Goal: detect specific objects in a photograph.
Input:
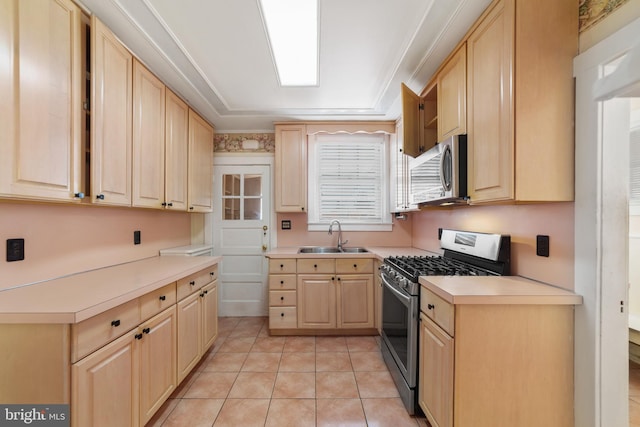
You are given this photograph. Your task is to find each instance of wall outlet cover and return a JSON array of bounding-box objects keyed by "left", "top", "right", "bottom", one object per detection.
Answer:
[
  {"left": 7, "top": 238, "right": 25, "bottom": 262},
  {"left": 281, "top": 220, "right": 291, "bottom": 230},
  {"left": 536, "top": 235, "right": 550, "bottom": 257},
  {"left": 134, "top": 230, "right": 141, "bottom": 245}
]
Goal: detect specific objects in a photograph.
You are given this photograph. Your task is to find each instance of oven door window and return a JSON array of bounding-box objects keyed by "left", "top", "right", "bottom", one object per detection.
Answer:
[{"left": 382, "top": 282, "right": 410, "bottom": 370}]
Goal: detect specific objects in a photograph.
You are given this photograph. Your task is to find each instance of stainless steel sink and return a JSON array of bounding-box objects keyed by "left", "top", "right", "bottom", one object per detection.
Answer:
[
  {"left": 297, "top": 246, "right": 369, "bottom": 254},
  {"left": 341, "top": 247, "right": 369, "bottom": 253}
]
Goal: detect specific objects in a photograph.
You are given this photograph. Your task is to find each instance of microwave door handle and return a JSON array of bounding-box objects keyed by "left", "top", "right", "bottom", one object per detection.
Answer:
[{"left": 439, "top": 149, "right": 447, "bottom": 190}]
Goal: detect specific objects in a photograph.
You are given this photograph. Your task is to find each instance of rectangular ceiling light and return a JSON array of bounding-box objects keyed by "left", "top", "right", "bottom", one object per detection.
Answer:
[{"left": 259, "top": 0, "right": 319, "bottom": 86}]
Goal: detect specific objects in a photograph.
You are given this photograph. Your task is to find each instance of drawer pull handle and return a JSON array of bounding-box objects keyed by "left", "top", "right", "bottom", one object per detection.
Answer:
[
  {"left": 280, "top": 296, "right": 284, "bottom": 301},
  {"left": 190, "top": 281, "right": 195, "bottom": 286},
  {"left": 135, "top": 333, "right": 143, "bottom": 340},
  {"left": 314, "top": 264, "right": 318, "bottom": 268},
  {"left": 353, "top": 264, "right": 357, "bottom": 268},
  {"left": 281, "top": 312, "right": 285, "bottom": 317},
  {"left": 337, "top": 277, "right": 341, "bottom": 281},
  {"left": 159, "top": 295, "right": 166, "bottom": 301},
  {"left": 96, "top": 194, "right": 105, "bottom": 200},
  {"left": 280, "top": 280, "right": 284, "bottom": 284},
  {"left": 280, "top": 264, "right": 284, "bottom": 269},
  {"left": 331, "top": 277, "right": 335, "bottom": 281},
  {"left": 111, "top": 320, "right": 120, "bottom": 327},
  {"left": 210, "top": 271, "right": 215, "bottom": 277},
  {"left": 427, "top": 304, "right": 435, "bottom": 310},
  {"left": 143, "top": 328, "right": 150, "bottom": 334}
]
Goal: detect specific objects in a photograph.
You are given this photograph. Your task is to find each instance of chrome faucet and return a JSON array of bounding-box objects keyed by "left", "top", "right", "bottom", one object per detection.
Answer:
[{"left": 328, "top": 219, "right": 348, "bottom": 252}]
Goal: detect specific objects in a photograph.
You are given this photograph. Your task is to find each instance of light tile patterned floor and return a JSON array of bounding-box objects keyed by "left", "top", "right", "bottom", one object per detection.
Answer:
[{"left": 146, "top": 317, "right": 428, "bottom": 427}]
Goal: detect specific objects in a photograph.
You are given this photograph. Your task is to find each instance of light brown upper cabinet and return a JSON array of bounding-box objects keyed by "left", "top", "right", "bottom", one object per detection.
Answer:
[
  {"left": 165, "top": 90, "right": 189, "bottom": 211},
  {"left": 133, "top": 59, "right": 166, "bottom": 209},
  {"left": 401, "top": 83, "right": 438, "bottom": 158},
  {"left": 0, "top": 0, "right": 83, "bottom": 202},
  {"left": 187, "top": 109, "right": 214, "bottom": 213},
  {"left": 466, "top": 0, "right": 576, "bottom": 203},
  {"left": 437, "top": 44, "right": 467, "bottom": 141},
  {"left": 275, "top": 124, "right": 307, "bottom": 212},
  {"left": 91, "top": 15, "right": 133, "bottom": 206}
]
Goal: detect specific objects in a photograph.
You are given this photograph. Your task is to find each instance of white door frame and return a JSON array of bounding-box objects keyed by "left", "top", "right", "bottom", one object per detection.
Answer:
[{"left": 574, "top": 17, "right": 640, "bottom": 427}]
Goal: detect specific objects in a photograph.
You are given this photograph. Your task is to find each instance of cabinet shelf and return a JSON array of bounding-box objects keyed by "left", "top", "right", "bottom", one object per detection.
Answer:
[{"left": 425, "top": 115, "right": 438, "bottom": 130}]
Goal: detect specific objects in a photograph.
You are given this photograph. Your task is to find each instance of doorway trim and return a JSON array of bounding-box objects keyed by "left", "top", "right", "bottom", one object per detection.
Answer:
[{"left": 573, "top": 16, "right": 640, "bottom": 427}]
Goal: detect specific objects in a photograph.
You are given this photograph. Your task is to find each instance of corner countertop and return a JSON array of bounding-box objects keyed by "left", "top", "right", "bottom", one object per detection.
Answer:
[
  {"left": 420, "top": 275, "right": 582, "bottom": 305},
  {"left": 0, "top": 255, "right": 221, "bottom": 324},
  {"left": 266, "top": 246, "right": 436, "bottom": 260}
]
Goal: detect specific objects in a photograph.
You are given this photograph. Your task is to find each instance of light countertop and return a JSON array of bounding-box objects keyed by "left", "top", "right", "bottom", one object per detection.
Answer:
[
  {"left": 266, "top": 246, "right": 436, "bottom": 260},
  {"left": 0, "top": 255, "right": 221, "bottom": 324},
  {"left": 420, "top": 275, "right": 582, "bottom": 305}
]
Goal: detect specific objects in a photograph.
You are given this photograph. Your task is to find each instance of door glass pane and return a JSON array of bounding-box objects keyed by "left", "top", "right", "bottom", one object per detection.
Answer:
[
  {"left": 224, "top": 198, "right": 240, "bottom": 220},
  {"left": 244, "top": 175, "right": 262, "bottom": 196},
  {"left": 224, "top": 174, "right": 241, "bottom": 196},
  {"left": 244, "top": 198, "right": 262, "bottom": 220}
]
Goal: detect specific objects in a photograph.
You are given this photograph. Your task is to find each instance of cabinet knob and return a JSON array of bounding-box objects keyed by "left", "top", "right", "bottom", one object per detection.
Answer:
[
  {"left": 210, "top": 271, "right": 215, "bottom": 277},
  {"left": 337, "top": 277, "right": 341, "bottom": 281},
  {"left": 280, "top": 264, "right": 284, "bottom": 269},
  {"left": 314, "top": 264, "right": 318, "bottom": 268},
  {"left": 190, "top": 281, "right": 195, "bottom": 286},
  {"left": 111, "top": 320, "right": 120, "bottom": 327},
  {"left": 74, "top": 192, "right": 85, "bottom": 199},
  {"left": 427, "top": 304, "right": 435, "bottom": 310},
  {"left": 96, "top": 194, "right": 105, "bottom": 200},
  {"left": 189, "top": 206, "right": 194, "bottom": 210},
  {"left": 280, "top": 280, "right": 284, "bottom": 284},
  {"left": 135, "top": 333, "right": 143, "bottom": 340},
  {"left": 331, "top": 277, "right": 335, "bottom": 281},
  {"left": 280, "top": 296, "right": 284, "bottom": 301},
  {"left": 161, "top": 202, "right": 167, "bottom": 206},
  {"left": 301, "top": 207, "right": 305, "bottom": 211},
  {"left": 281, "top": 312, "right": 285, "bottom": 317},
  {"left": 204, "top": 290, "right": 208, "bottom": 295},
  {"left": 159, "top": 295, "right": 166, "bottom": 301},
  {"left": 167, "top": 202, "right": 173, "bottom": 207},
  {"left": 353, "top": 264, "right": 357, "bottom": 268},
  {"left": 143, "top": 327, "right": 150, "bottom": 334}
]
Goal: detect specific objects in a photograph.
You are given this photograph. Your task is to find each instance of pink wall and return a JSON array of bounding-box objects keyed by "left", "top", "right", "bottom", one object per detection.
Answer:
[
  {"left": 0, "top": 202, "right": 191, "bottom": 290},
  {"left": 411, "top": 202, "right": 575, "bottom": 290},
  {"left": 275, "top": 212, "right": 412, "bottom": 248}
]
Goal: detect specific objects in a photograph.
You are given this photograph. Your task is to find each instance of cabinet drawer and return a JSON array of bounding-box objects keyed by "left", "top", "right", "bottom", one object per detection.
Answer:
[
  {"left": 269, "top": 259, "right": 296, "bottom": 274},
  {"left": 269, "top": 307, "right": 297, "bottom": 329},
  {"left": 177, "top": 267, "right": 216, "bottom": 300},
  {"left": 269, "top": 290, "right": 296, "bottom": 307},
  {"left": 421, "top": 288, "right": 455, "bottom": 336},
  {"left": 297, "top": 258, "right": 335, "bottom": 274},
  {"left": 336, "top": 258, "right": 373, "bottom": 274},
  {"left": 269, "top": 274, "right": 297, "bottom": 290},
  {"left": 140, "top": 282, "right": 177, "bottom": 321},
  {"left": 72, "top": 299, "right": 141, "bottom": 363}
]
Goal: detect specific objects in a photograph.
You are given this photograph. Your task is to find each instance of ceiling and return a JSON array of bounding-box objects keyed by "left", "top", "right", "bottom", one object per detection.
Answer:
[{"left": 76, "top": 0, "right": 492, "bottom": 132}]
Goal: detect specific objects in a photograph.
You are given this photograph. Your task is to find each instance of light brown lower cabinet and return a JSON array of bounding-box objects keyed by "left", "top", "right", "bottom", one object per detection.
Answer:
[{"left": 418, "top": 292, "right": 575, "bottom": 427}]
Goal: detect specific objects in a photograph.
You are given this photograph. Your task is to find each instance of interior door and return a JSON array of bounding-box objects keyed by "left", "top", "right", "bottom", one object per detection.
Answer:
[{"left": 213, "top": 165, "right": 270, "bottom": 316}]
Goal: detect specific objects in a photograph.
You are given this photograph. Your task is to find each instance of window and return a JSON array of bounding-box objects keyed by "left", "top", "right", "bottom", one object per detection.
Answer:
[
  {"left": 630, "top": 99, "right": 640, "bottom": 213},
  {"left": 222, "top": 173, "right": 263, "bottom": 220},
  {"left": 307, "top": 133, "right": 391, "bottom": 231}
]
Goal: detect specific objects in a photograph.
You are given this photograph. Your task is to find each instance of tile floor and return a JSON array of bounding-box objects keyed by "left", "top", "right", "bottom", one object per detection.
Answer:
[{"left": 146, "top": 317, "right": 428, "bottom": 427}]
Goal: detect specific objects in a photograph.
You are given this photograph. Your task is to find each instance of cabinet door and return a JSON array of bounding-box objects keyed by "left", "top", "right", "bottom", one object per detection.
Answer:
[
  {"left": 437, "top": 44, "right": 467, "bottom": 141},
  {"left": 401, "top": 83, "right": 422, "bottom": 158},
  {"left": 337, "top": 274, "right": 374, "bottom": 329},
  {"left": 0, "top": 0, "right": 83, "bottom": 201},
  {"left": 297, "top": 274, "right": 336, "bottom": 328},
  {"left": 72, "top": 330, "right": 139, "bottom": 427},
  {"left": 275, "top": 124, "right": 307, "bottom": 212},
  {"left": 419, "top": 314, "right": 453, "bottom": 427},
  {"left": 165, "top": 89, "right": 189, "bottom": 211},
  {"left": 176, "top": 292, "right": 202, "bottom": 382},
  {"left": 201, "top": 281, "right": 218, "bottom": 352},
  {"left": 91, "top": 15, "right": 133, "bottom": 206},
  {"left": 187, "top": 109, "right": 214, "bottom": 212},
  {"left": 132, "top": 59, "right": 165, "bottom": 209},
  {"left": 138, "top": 307, "right": 176, "bottom": 426},
  {"left": 466, "top": 0, "right": 514, "bottom": 203}
]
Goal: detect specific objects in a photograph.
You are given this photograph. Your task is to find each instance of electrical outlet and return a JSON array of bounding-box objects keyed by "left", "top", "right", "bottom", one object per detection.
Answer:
[
  {"left": 134, "top": 230, "right": 141, "bottom": 245},
  {"left": 438, "top": 228, "right": 443, "bottom": 240},
  {"left": 7, "top": 238, "right": 25, "bottom": 262},
  {"left": 281, "top": 220, "right": 291, "bottom": 230},
  {"left": 536, "top": 235, "right": 550, "bottom": 257}
]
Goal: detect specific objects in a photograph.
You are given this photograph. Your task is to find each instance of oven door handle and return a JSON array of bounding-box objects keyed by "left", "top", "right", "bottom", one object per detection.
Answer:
[{"left": 381, "top": 273, "right": 412, "bottom": 306}]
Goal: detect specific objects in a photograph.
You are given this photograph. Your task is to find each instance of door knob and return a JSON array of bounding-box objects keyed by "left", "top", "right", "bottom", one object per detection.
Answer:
[{"left": 262, "top": 245, "right": 267, "bottom": 251}]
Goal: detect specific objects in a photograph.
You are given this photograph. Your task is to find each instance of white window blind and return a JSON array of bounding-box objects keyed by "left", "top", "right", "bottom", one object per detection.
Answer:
[
  {"left": 631, "top": 128, "right": 640, "bottom": 207},
  {"left": 308, "top": 133, "right": 391, "bottom": 230}
]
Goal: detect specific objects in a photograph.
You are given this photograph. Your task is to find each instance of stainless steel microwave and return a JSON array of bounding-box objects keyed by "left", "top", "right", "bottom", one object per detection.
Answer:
[{"left": 409, "top": 135, "right": 468, "bottom": 206}]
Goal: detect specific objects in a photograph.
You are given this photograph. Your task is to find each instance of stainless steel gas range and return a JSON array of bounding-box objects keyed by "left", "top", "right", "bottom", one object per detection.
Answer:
[{"left": 379, "top": 229, "right": 511, "bottom": 414}]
